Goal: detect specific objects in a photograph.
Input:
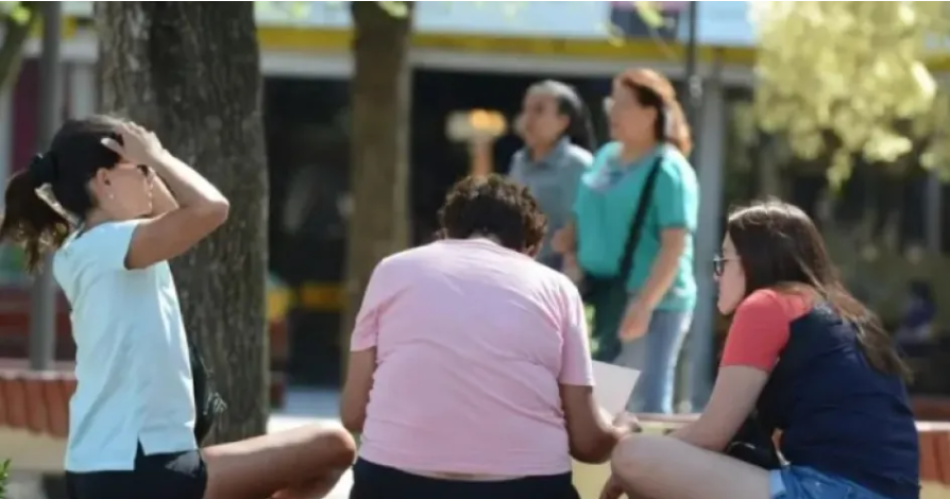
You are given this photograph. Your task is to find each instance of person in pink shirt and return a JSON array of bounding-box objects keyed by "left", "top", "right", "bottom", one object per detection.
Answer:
[{"left": 341, "top": 175, "right": 637, "bottom": 499}]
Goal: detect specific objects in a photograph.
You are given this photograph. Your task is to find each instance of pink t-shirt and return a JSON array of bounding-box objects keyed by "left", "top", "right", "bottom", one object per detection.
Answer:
[{"left": 351, "top": 238, "right": 594, "bottom": 476}]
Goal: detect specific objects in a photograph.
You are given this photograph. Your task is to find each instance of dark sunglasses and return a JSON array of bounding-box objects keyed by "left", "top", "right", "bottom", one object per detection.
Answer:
[{"left": 713, "top": 256, "right": 731, "bottom": 277}]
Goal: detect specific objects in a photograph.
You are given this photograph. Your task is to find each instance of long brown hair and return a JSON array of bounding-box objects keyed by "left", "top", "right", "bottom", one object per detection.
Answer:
[
  {"left": 726, "top": 199, "right": 911, "bottom": 380},
  {"left": 614, "top": 68, "right": 692, "bottom": 156}
]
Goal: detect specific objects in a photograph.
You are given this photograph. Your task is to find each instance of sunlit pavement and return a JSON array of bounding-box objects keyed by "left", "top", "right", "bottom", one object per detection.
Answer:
[{"left": 270, "top": 388, "right": 352, "bottom": 499}]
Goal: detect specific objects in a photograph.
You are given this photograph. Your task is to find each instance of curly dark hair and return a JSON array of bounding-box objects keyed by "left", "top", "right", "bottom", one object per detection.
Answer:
[{"left": 438, "top": 174, "right": 547, "bottom": 253}]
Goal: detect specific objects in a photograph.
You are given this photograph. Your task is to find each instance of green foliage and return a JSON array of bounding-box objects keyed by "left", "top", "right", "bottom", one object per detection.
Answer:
[
  {"left": 0, "top": 2, "right": 32, "bottom": 26},
  {"left": 376, "top": 1, "right": 409, "bottom": 18},
  {"left": 0, "top": 1, "right": 41, "bottom": 90},
  {"left": 752, "top": 2, "right": 950, "bottom": 186},
  {"left": 0, "top": 459, "right": 10, "bottom": 499},
  {"left": 586, "top": 305, "right": 598, "bottom": 354}
]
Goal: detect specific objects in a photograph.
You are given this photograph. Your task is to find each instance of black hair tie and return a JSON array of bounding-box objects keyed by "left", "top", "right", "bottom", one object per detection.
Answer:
[{"left": 27, "top": 153, "right": 57, "bottom": 188}]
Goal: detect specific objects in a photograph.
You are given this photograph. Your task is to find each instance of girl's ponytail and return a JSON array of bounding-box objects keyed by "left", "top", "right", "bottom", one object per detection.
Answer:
[{"left": 0, "top": 155, "right": 71, "bottom": 273}]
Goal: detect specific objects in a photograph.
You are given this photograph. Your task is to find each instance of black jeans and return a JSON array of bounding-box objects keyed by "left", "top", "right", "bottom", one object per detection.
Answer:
[
  {"left": 350, "top": 458, "right": 580, "bottom": 499},
  {"left": 66, "top": 443, "right": 207, "bottom": 499}
]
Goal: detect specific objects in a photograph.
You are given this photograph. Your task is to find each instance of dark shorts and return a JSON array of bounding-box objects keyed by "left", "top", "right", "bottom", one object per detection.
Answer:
[
  {"left": 350, "top": 458, "right": 580, "bottom": 499},
  {"left": 66, "top": 443, "right": 207, "bottom": 499}
]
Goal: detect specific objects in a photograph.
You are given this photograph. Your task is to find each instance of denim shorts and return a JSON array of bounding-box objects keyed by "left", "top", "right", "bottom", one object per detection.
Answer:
[{"left": 770, "top": 466, "right": 892, "bottom": 499}]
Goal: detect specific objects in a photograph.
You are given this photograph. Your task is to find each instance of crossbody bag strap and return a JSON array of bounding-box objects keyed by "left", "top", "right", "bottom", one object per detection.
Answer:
[{"left": 615, "top": 155, "right": 663, "bottom": 282}]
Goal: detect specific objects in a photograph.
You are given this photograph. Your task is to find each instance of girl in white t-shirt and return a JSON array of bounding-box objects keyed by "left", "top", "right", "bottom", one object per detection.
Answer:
[{"left": 0, "top": 116, "right": 355, "bottom": 499}]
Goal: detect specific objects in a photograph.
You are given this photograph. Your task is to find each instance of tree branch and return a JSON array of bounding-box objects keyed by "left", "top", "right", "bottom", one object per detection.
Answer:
[{"left": 0, "top": 2, "right": 42, "bottom": 90}]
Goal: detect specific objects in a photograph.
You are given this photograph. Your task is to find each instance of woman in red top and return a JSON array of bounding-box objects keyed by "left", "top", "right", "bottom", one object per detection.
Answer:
[{"left": 601, "top": 200, "right": 918, "bottom": 499}]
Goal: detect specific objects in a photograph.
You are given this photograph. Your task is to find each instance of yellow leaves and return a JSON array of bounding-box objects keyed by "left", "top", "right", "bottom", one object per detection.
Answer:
[
  {"left": 0, "top": 1, "right": 32, "bottom": 26},
  {"left": 827, "top": 149, "right": 852, "bottom": 189},
  {"left": 633, "top": 2, "right": 666, "bottom": 29},
  {"left": 752, "top": 1, "right": 949, "bottom": 184},
  {"left": 376, "top": 1, "right": 409, "bottom": 18},
  {"left": 605, "top": 22, "right": 627, "bottom": 47}
]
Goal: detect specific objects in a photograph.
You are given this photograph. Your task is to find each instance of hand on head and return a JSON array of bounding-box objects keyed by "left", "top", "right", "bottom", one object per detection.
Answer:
[{"left": 100, "top": 121, "right": 167, "bottom": 166}]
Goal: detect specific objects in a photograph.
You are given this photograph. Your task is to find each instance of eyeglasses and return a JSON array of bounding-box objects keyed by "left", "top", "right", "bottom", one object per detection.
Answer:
[{"left": 713, "top": 256, "right": 731, "bottom": 277}]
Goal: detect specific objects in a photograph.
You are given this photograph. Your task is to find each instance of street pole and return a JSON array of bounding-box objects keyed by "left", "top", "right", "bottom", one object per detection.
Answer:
[
  {"left": 684, "top": 2, "right": 702, "bottom": 132},
  {"left": 686, "top": 0, "right": 724, "bottom": 411},
  {"left": 29, "top": 1, "right": 63, "bottom": 371},
  {"left": 676, "top": 1, "right": 712, "bottom": 412}
]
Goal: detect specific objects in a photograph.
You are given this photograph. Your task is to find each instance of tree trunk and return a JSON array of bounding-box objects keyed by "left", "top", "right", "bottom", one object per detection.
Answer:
[
  {"left": 341, "top": 3, "right": 413, "bottom": 348},
  {"left": 95, "top": 2, "right": 269, "bottom": 443}
]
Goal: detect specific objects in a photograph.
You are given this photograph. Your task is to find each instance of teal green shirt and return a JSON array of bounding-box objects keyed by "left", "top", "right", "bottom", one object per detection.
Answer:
[{"left": 573, "top": 142, "right": 699, "bottom": 311}]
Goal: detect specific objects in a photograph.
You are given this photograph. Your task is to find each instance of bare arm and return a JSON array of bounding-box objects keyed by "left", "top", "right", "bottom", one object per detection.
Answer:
[
  {"left": 552, "top": 219, "right": 576, "bottom": 254},
  {"left": 635, "top": 161, "right": 695, "bottom": 310},
  {"left": 635, "top": 228, "right": 686, "bottom": 309},
  {"left": 341, "top": 348, "right": 375, "bottom": 433},
  {"left": 103, "top": 123, "right": 229, "bottom": 270},
  {"left": 671, "top": 366, "right": 768, "bottom": 451},
  {"left": 148, "top": 173, "right": 179, "bottom": 216},
  {"left": 124, "top": 152, "right": 229, "bottom": 269},
  {"left": 561, "top": 384, "right": 632, "bottom": 463},
  {"left": 673, "top": 291, "right": 790, "bottom": 450},
  {"left": 338, "top": 261, "right": 391, "bottom": 433},
  {"left": 559, "top": 282, "right": 632, "bottom": 463}
]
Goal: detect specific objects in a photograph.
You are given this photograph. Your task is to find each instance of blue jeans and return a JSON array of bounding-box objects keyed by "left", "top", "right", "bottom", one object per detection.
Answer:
[
  {"left": 613, "top": 309, "right": 692, "bottom": 413},
  {"left": 770, "top": 466, "right": 895, "bottom": 499}
]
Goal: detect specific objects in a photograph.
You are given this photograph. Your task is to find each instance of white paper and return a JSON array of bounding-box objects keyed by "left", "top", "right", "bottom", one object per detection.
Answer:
[{"left": 592, "top": 361, "right": 640, "bottom": 416}]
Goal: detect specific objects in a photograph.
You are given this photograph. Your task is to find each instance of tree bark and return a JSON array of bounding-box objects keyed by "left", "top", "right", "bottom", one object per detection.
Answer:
[
  {"left": 95, "top": 2, "right": 269, "bottom": 443},
  {"left": 342, "top": 3, "right": 413, "bottom": 347}
]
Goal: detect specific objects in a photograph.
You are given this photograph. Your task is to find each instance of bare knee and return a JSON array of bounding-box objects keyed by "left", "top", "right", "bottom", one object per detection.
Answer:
[
  {"left": 201, "top": 426, "right": 355, "bottom": 499},
  {"left": 287, "top": 424, "right": 356, "bottom": 470},
  {"left": 316, "top": 426, "right": 357, "bottom": 469},
  {"left": 610, "top": 434, "right": 664, "bottom": 486}
]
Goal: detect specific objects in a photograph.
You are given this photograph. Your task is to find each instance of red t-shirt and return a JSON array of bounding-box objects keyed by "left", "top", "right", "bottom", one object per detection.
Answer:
[{"left": 720, "top": 288, "right": 813, "bottom": 372}]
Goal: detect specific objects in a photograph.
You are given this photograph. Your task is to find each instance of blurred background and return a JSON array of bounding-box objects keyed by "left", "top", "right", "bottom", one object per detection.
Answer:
[
  {"left": 2, "top": 2, "right": 950, "bottom": 496},
  {"left": 0, "top": 0, "right": 947, "bottom": 398}
]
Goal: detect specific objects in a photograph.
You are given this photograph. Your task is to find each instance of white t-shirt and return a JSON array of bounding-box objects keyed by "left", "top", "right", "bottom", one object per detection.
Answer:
[{"left": 53, "top": 220, "right": 197, "bottom": 472}]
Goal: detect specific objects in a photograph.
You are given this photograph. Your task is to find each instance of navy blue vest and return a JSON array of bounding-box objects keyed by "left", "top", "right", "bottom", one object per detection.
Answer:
[{"left": 757, "top": 304, "right": 919, "bottom": 499}]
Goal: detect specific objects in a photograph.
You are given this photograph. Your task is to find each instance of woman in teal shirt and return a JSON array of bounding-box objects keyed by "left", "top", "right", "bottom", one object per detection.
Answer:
[{"left": 556, "top": 68, "right": 699, "bottom": 414}]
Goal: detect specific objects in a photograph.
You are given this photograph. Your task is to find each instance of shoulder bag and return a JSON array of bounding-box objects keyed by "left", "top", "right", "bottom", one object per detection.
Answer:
[{"left": 580, "top": 155, "right": 662, "bottom": 361}]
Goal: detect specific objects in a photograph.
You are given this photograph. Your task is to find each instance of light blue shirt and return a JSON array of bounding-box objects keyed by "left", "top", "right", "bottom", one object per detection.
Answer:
[
  {"left": 53, "top": 220, "right": 196, "bottom": 472},
  {"left": 509, "top": 138, "right": 592, "bottom": 265},
  {"left": 573, "top": 142, "right": 699, "bottom": 311}
]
